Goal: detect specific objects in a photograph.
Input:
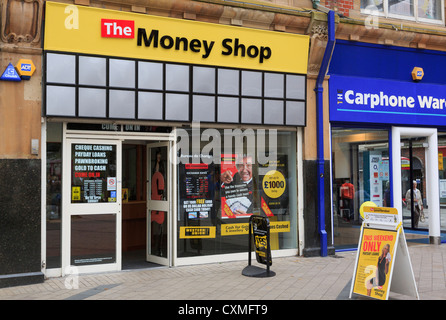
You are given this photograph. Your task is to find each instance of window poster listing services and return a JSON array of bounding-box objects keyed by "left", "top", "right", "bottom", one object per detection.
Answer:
[
  {"left": 178, "top": 160, "right": 215, "bottom": 220},
  {"left": 71, "top": 143, "right": 117, "bottom": 203}
]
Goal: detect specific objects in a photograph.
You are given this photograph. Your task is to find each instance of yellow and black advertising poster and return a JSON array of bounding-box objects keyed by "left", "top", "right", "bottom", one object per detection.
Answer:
[
  {"left": 259, "top": 155, "right": 288, "bottom": 217},
  {"left": 353, "top": 227, "right": 398, "bottom": 300}
]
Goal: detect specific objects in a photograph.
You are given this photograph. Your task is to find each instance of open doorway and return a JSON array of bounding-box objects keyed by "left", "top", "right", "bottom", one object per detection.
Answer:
[
  {"left": 400, "top": 137, "right": 428, "bottom": 230},
  {"left": 121, "top": 140, "right": 172, "bottom": 269},
  {"left": 392, "top": 127, "right": 441, "bottom": 244},
  {"left": 121, "top": 142, "right": 149, "bottom": 269}
]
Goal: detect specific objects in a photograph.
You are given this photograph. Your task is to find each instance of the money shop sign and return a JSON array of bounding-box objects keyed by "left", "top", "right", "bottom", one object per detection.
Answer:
[{"left": 44, "top": 2, "right": 309, "bottom": 74}]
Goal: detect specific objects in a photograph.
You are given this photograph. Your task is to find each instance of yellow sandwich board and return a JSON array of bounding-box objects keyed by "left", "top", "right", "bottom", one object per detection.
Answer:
[{"left": 350, "top": 206, "right": 419, "bottom": 300}]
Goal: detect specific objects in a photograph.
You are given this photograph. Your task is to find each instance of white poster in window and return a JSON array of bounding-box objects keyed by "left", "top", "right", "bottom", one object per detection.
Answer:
[
  {"left": 107, "top": 177, "right": 117, "bottom": 191},
  {"left": 369, "top": 152, "right": 382, "bottom": 207}
]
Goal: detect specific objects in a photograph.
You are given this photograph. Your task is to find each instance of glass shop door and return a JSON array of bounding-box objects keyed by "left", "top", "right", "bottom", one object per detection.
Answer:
[
  {"left": 62, "top": 138, "right": 122, "bottom": 275},
  {"left": 146, "top": 142, "right": 171, "bottom": 266}
]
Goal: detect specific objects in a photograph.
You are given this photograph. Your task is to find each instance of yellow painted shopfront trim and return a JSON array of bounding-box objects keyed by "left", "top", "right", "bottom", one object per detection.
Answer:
[{"left": 44, "top": 1, "right": 309, "bottom": 74}]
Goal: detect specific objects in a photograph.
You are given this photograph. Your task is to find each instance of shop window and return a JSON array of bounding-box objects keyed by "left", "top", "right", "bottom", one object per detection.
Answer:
[
  {"left": 361, "top": 0, "right": 444, "bottom": 24},
  {"left": 331, "top": 127, "right": 390, "bottom": 250},
  {"left": 177, "top": 128, "right": 298, "bottom": 258},
  {"left": 46, "top": 122, "right": 63, "bottom": 268},
  {"left": 438, "top": 133, "right": 446, "bottom": 231}
]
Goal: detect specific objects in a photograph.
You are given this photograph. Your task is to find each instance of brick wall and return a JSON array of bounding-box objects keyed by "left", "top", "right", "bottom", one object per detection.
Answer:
[{"left": 323, "top": 0, "right": 354, "bottom": 17}]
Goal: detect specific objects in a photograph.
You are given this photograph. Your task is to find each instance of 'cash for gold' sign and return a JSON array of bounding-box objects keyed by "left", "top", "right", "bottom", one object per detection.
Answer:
[{"left": 221, "top": 221, "right": 290, "bottom": 236}]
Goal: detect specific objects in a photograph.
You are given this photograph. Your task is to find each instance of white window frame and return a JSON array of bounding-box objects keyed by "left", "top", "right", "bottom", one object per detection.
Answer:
[{"left": 361, "top": 0, "right": 445, "bottom": 25}]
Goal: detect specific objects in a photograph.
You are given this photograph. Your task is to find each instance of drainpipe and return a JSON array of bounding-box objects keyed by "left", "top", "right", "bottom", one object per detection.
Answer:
[{"left": 314, "top": 10, "right": 335, "bottom": 257}]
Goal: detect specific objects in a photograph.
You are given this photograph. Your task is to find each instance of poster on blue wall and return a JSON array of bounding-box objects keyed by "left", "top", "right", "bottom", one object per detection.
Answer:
[{"left": 329, "top": 74, "right": 446, "bottom": 127}]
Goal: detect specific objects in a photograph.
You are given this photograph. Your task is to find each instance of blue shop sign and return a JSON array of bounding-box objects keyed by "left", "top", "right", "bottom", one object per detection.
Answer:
[{"left": 330, "top": 75, "right": 446, "bottom": 127}]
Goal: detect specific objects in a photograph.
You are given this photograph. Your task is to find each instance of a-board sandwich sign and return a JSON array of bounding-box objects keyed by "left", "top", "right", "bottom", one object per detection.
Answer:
[
  {"left": 251, "top": 215, "right": 272, "bottom": 266},
  {"left": 350, "top": 206, "right": 419, "bottom": 300}
]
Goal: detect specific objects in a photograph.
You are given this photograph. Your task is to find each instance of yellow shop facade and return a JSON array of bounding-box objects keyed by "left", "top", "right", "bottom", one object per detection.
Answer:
[{"left": 42, "top": 1, "right": 311, "bottom": 276}]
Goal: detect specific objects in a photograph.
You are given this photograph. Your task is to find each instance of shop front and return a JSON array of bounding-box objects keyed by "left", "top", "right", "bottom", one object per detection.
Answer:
[
  {"left": 329, "top": 40, "right": 445, "bottom": 250},
  {"left": 42, "top": 2, "right": 309, "bottom": 276}
]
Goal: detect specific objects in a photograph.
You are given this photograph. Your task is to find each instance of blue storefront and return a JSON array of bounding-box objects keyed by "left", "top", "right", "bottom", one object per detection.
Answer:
[{"left": 328, "top": 40, "right": 446, "bottom": 250}]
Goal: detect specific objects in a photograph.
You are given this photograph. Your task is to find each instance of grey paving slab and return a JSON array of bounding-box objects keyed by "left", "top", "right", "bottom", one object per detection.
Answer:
[{"left": 0, "top": 243, "right": 445, "bottom": 301}]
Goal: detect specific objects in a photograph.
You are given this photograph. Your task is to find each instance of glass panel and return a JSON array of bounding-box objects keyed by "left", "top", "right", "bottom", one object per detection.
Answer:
[
  {"left": 46, "top": 123, "right": 63, "bottom": 268},
  {"left": 218, "top": 69, "right": 239, "bottom": 95},
  {"left": 138, "top": 61, "right": 163, "bottom": 90},
  {"left": 177, "top": 129, "right": 298, "bottom": 257},
  {"left": 109, "top": 90, "right": 135, "bottom": 119},
  {"left": 78, "top": 56, "right": 106, "bottom": 86},
  {"left": 150, "top": 211, "right": 167, "bottom": 258},
  {"left": 241, "top": 98, "right": 262, "bottom": 124},
  {"left": 46, "top": 53, "right": 76, "bottom": 84},
  {"left": 439, "top": 133, "right": 446, "bottom": 231},
  {"left": 138, "top": 92, "right": 163, "bottom": 120},
  {"left": 389, "top": 0, "right": 414, "bottom": 17},
  {"left": 109, "top": 59, "right": 135, "bottom": 88},
  {"left": 331, "top": 127, "right": 389, "bottom": 250},
  {"left": 166, "top": 64, "right": 189, "bottom": 92},
  {"left": 286, "top": 101, "right": 305, "bottom": 126},
  {"left": 165, "top": 93, "right": 189, "bottom": 121},
  {"left": 264, "top": 100, "right": 284, "bottom": 125},
  {"left": 193, "top": 66, "right": 215, "bottom": 94},
  {"left": 150, "top": 147, "right": 168, "bottom": 201},
  {"left": 264, "top": 73, "right": 284, "bottom": 98},
  {"left": 286, "top": 75, "right": 305, "bottom": 100},
  {"left": 71, "top": 214, "right": 116, "bottom": 266},
  {"left": 241, "top": 70, "right": 262, "bottom": 96},
  {"left": 361, "top": 0, "right": 384, "bottom": 12},
  {"left": 71, "top": 143, "right": 117, "bottom": 203},
  {"left": 401, "top": 137, "right": 427, "bottom": 229},
  {"left": 78, "top": 88, "right": 106, "bottom": 118},
  {"left": 46, "top": 86, "right": 76, "bottom": 116},
  {"left": 417, "top": 0, "right": 442, "bottom": 20},
  {"left": 217, "top": 97, "right": 239, "bottom": 123},
  {"left": 192, "top": 95, "right": 215, "bottom": 122}
]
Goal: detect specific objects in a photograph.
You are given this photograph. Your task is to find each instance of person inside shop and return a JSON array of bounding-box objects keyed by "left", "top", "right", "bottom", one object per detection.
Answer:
[
  {"left": 220, "top": 154, "right": 257, "bottom": 215},
  {"left": 340, "top": 178, "right": 355, "bottom": 221},
  {"left": 404, "top": 180, "right": 423, "bottom": 228},
  {"left": 383, "top": 181, "right": 391, "bottom": 207},
  {"left": 151, "top": 150, "right": 166, "bottom": 257}
]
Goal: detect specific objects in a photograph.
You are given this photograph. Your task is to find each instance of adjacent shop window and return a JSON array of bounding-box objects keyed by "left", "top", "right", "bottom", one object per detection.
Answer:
[
  {"left": 71, "top": 143, "right": 117, "bottom": 203},
  {"left": 46, "top": 122, "right": 63, "bottom": 268},
  {"left": 438, "top": 133, "right": 446, "bottom": 231},
  {"left": 331, "top": 127, "right": 390, "bottom": 249},
  {"left": 361, "top": 0, "right": 444, "bottom": 23},
  {"left": 177, "top": 128, "right": 298, "bottom": 257}
]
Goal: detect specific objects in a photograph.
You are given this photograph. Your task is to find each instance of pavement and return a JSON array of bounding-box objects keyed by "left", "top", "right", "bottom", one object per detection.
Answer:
[{"left": 0, "top": 241, "right": 445, "bottom": 303}]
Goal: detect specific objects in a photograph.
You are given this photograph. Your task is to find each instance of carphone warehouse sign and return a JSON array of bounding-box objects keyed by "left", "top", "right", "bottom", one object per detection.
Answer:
[
  {"left": 44, "top": 1, "right": 309, "bottom": 74},
  {"left": 330, "top": 74, "right": 446, "bottom": 126}
]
